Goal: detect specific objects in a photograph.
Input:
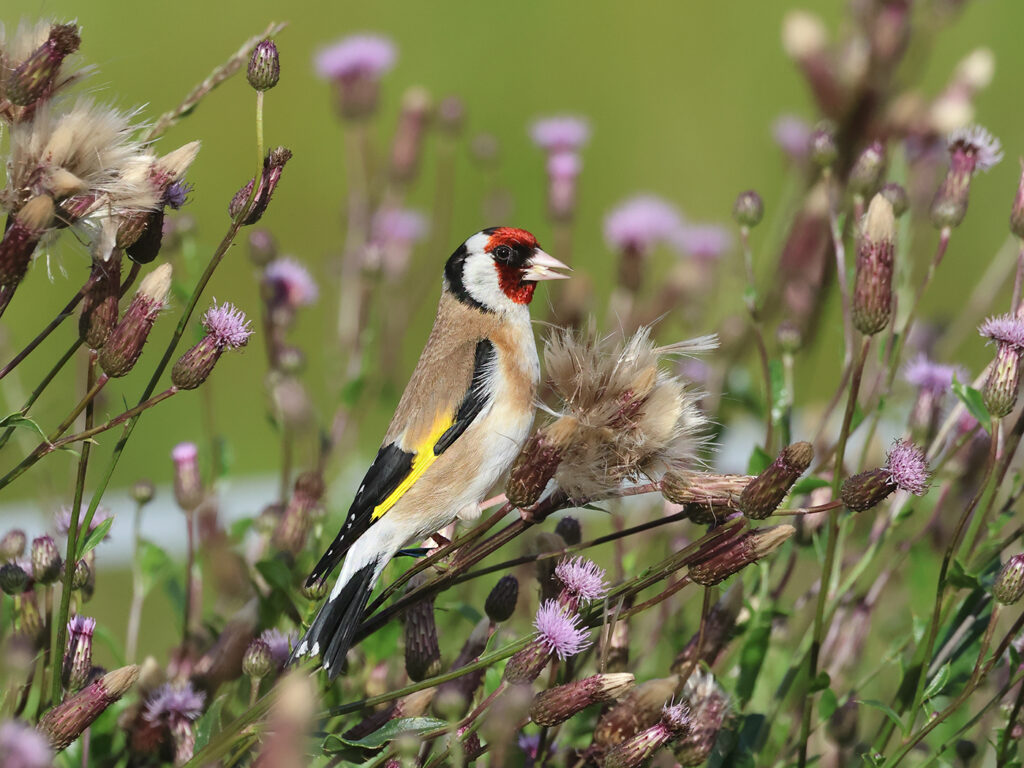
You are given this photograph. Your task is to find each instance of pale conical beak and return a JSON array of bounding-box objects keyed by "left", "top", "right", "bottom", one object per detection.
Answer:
[{"left": 522, "top": 249, "right": 571, "bottom": 281}]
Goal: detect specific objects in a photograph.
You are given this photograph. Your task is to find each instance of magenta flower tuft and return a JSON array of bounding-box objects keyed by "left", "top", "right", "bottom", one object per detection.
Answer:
[
  {"left": 164, "top": 181, "right": 192, "bottom": 210},
  {"left": 604, "top": 195, "right": 685, "bottom": 254},
  {"left": 68, "top": 614, "right": 96, "bottom": 637},
  {"left": 948, "top": 124, "right": 1003, "bottom": 174},
  {"left": 554, "top": 556, "right": 608, "bottom": 601},
  {"left": 673, "top": 224, "right": 734, "bottom": 261},
  {"left": 265, "top": 259, "right": 319, "bottom": 308},
  {"left": 772, "top": 114, "right": 812, "bottom": 159},
  {"left": 980, "top": 313, "right": 1024, "bottom": 349},
  {"left": 144, "top": 682, "right": 206, "bottom": 724},
  {"left": 202, "top": 302, "right": 253, "bottom": 349},
  {"left": 529, "top": 115, "right": 591, "bottom": 152},
  {"left": 547, "top": 151, "right": 582, "bottom": 181},
  {"left": 884, "top": 439, "right": 929, "bottom": 496},
  {"left": 533, "top": 600, "right": 591, "bottom": 660},
  {"left": 371, "top": 208, "right": 429, "bottom": 246},
  {"left": 55, "top": 505, "right": 113, "bottom": 539},
  {"left": 662, "top": 701, "right": 693, "bottom": 731},
  {"left": 902, "top": 354, "right": 966, "bottom": 396},
  {"left": 0, "top": 719, "right": 53, "bottom": 768},
  {"left": 261, "top": 628, "right": 297, "bottom": 667},
  {"left": 314, "top": 34, "right": 396, "bottom": 80}
]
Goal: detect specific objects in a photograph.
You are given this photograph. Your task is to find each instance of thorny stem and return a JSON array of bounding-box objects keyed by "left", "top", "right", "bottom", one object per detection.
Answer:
[
  {"left": 798, "top": 335, "right": 869, "bottom": 768},
  {"left": 50, "top": 352, "right": 98, "bottom": 706},
  {"left": 0, "top": 272, "right": 99, "bottom": 381}
]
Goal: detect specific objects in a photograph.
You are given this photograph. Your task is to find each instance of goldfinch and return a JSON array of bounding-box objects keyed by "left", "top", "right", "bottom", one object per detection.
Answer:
[{"left": 293, "top": 227, "right": 569, "bottom": 677}]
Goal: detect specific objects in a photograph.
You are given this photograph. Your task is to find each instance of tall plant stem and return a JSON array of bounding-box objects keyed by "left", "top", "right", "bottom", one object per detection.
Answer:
[
  {"left": 741, "top": 227, "right": 775, "bottom": 452},
  {"left": 50, "top": 352, "right": 98, "bottom": 705},
  {"left": 125, "top": 499, "right": 146, "bottom": 663},
  {"left": 797, "top": 335, "right": 870, "bottom": 768}
]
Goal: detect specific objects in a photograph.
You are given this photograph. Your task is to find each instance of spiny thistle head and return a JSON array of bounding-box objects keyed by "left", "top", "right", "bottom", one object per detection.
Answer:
[
  {"left": 247, "top": 39, "right": 280, "bottom": 91},
  {"left": 674, "top": 668, "right": 730, "bottom": 766},
  {"left": 554, "top": 516, "right": 582, "bottom": 546},
  {"left": 260, "top": 628, "right": 296, "bottom": 668},
  {"left": 38, "top": 665, "right": 139, "bottom": 751},
  {"left": 229, "top": 147, "right": 292, "bottom": 225},
  {"left": 536, "top": 324, "right": 713, "bottom": 502},
  {"left": 143, "top": 682, "right": 206, "bottom": 726},
  {"left": 931, "top": 124, "right": 1002, "bottom": 229},
  {"left": 535, "top": 601, "right": 590, "bottom": 659},
  {"left": 688, "top": 525, "right": 794, "bottom": 586},
  {"left": 403, "top": 573, "right": 441, "bottom": 682},
  {"left": 732, "top": 190, "right": 764, "bottom": 228},
  {"left": 4, "top": 22, "right": 80, "bottom": 107},
  {"left": 738, "top": 441, "right": 813, "bottom": 519},
  {"left": 841, "top": 439, "right": 930, "bottom": 511},
  {"left": 30, "top": 535, "right": 61, "bottom": 585},
  {"left": 242, "top": 638, "right": 273, "bottom": 680},
  {"left": 603, "top": 701, "right": 693, "bottom": 768},
  {"left": 0, "top": 528, "right": 27, "bottom": 560},
  {"left": 0, "top": 562, "right": 30, "bottom": 594},
  {"left": 994, "top": 554, "right": 1024, "bottom": 605},
  {"left": 852, "top": 193, "right": 896, "bottom": 336},
  {"left": 554, "top": 556, "right": 608, "bottom": 604},
  {"left": 0, "top": 195, "right": 56, "bottom": 288},
  {"left": 63, "top": 615, "right": 95, "bottom": 691},
  {"left": 980, "top": 313, "right": 1024, "bottom": 417},
  {"left": 171, "top": 302, "right": 253, "bottom": 390},
  {"left": 264, "top": 258, "right": 318, "bottom": 316}
]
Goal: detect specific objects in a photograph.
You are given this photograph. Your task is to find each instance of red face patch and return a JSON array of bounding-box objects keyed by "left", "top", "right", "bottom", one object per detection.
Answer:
[
  {"left": 485, "top": 227, "right": 538, "bottom": 253},
  {"left": 496, "top": 262, "right": 536, "bottom": 304}
]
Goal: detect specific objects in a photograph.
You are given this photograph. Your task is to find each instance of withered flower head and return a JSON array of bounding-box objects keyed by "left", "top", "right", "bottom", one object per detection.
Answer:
[
  {"left": 38, "top": 665, "right": 139, "bottom": 751},
  {"left": 98, "top": 264, "right": 171, "bottom": 377},
  {"left": 3, "top": 21, "right": 80, "bottom": 107},
  {"left": 229, "top": 147, "right": 292, "bottom": 225},
  {"left": 852, "top": 193, "right": 896, "bottom": 336},
  {"left": 738, "top": 441, "right": 813, "bottom": 519},
  {"left": 688, "top": 525, "right": 794, "bottom": 586},
  {"left": 931, "top": 124, "right": 1002, "bottom": 229},
  {"left": 529, "top": 673, "right": 634, "bottom": 727}
]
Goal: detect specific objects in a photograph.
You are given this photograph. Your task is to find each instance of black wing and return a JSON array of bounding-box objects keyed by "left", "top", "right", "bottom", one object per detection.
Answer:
[{"left": 304, "top": 339, "right": 496, "bottom": 588}]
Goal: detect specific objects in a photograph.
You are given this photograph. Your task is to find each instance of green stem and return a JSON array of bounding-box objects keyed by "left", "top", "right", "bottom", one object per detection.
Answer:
[
  {"left": 47, "top": 388, "right": 178, "bottom": 453},
  {"left": 997, "top": 666, "right": 1024, "bottom": 766},
  {"left": 0, "top": 340, "right": 80, "bottom": 452}
]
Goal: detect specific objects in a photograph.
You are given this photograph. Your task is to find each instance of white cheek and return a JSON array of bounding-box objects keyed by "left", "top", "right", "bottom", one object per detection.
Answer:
[{"left": 463, "top": 257, "right": 510, "bottom": 310}]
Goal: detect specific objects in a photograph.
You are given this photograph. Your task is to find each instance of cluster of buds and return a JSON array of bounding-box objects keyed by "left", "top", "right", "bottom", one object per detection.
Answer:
[
  {"left": 931, "top": 125, "right": 1003, "bottom": 230},
  {"left": 171, "top": 301, "right": 253, "bottom": 390},
  {"left": 98, "top": 264, "right": 172, "bottom": 377},
  {"left": 530, "top": 115, "right": 589, "bottom": 221},
  {"left": 38, "top": 665, "right": 139, "bottom": 751},
  {"left": 603, "top": 702, "right": 692, "bottom": 768},
  {"left": 978, "top": 313, "right": 1024, "bottom": 418},
  {"left": 738, "top": 441, "right": 813, "bottom": 519},
  {"left": 229, "top": 147, "right": 293, "bottom": 225},
  {"left": 686, "top": 525, "right": 795, "bottom": 586},
  {"left": 852, "top": 193, "right": 896, "bottom": 336},
  {"left": 314, "top": 34, "right": 396, "bottom": 120},
  {"left": 841, "top": 439, "right": 929, "bottom": 511}
]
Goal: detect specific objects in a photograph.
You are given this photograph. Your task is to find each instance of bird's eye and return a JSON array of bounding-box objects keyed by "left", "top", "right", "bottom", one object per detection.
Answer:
[{"left": 493, "top": 245, "right": 513, "bottom": 263}]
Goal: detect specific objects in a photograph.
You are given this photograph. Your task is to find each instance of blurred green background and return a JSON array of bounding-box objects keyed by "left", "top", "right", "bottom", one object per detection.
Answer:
[{"left": 0, "top": 0, "right": 1018, "bottom": 510}]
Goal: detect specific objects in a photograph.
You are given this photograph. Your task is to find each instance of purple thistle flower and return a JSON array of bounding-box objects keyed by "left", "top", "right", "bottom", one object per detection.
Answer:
[
  {"left": 68, "top": 614, "right": 96, "bottom": 637},
  {"left": 314, "top": 34, "right": 396, "bottom": 81},
  {"left": 772, "top": 114, "right": 812, "bottom": 159},
  {"left": 371, "top": 208, "right": 429, "bottom": 246},
  {"left": 144, "top": 682, "right": 206, "bottom": 725},
  {"left": 902, "top": 354, "right": 965, "bottom": 397},
  {"left": 884, "top": 439, "right": 929, "bottom": 496},
  {"left": 533, "top": 600, "right": 591, "bottom": 660},
  {"left": 0, "top": 719, "right": 53, "bottom": 768},
  {"left": 662, "top": 701, "right": 692, "bottom": 730},
  {"left": 529, "top": 115, "right": 591, "bottom": 153},
  {"left": 604, "top": 195, "right": 685, "bottom": 254},
  {"left": 265, "top": 258, "right": 319, "bottom": 308},
  {"left": 547, "top": 151, "right": 581, "bottom": 181},
  {"left": 164, "top": 180, "right": 192, "bottom": 210},
  {"left": 55, "top": 505, "right": 113, "bottom": 539},
  {"left": 260, "top": 628, "right": 297, "bottom": 667},
  {"left": 673, "top": 223, "right": 734, "bottom": 261},
  {"left": 202, "top": 301, "right": 253, "bottom": 349},
  {"left": 948, "top": 124, "right": 1003, "bottom": 173},
  {"left": 554, "top": 556, "right": 608, "bottom": 601},
  {"left": 980, "top": 313, "right": 1024, "bottom": 349}
]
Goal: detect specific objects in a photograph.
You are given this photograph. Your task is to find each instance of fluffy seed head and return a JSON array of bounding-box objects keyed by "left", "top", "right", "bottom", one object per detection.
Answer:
[
  {"left": 554, "top": 556, "right": 608, "bottom": 602},
  {"left": 885, "top": 439, "right": 930, "bottom": 495},
  {"left": 529, "top": 115, "right": 591, "bottom": 152},
  {"left": 534, "top": 600, "right": 591, "bottom": 660}
]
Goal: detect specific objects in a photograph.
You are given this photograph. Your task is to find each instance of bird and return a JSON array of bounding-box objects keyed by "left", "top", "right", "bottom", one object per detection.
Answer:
[{"left": 291, "top": 226, "right": 569, "bottom": 677}]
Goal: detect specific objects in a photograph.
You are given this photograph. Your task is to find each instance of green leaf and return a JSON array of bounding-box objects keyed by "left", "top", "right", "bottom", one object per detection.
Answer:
[
  {"left": 138, "top": 539, "right": 176, "bottom": 598},
  {"left": 809, "top": 671, "right": 831, "bottom": 693},
  {"left": 736, "top": 601, "right": 772, "bottom": 704},
  {"left": 0, "top": 412, "right": 47, "bottom": 440},
  {"left": 952, "top": 376, "right": 991, "bottom": 433},
  {"left": 78, "top": 516, "right": 114, "bottom": 558},
  {"left": 791, "top": 476, "right": 830, "bottom": 496},
  {"left": 256, "top": 558, "right": 294, "bottom": 594},
  {"left": 947, "top": 559, "right": 980, "bottom": 591},
  {"left": 858, "top": 698, "right": 904, "bottom": 732},
  {"left": 194, "top": 694, "right": 227, "bottom": 752},
  {"left": 746, "top": 445, "right": 772, "bottom": 475},
  {"left": 922, "top": 662, "right": 950, "bottom": 702},
  {"left": 819, "top": 688, "right": 838, "bottom": 720},
  {"left": 335, "top": 717, "right": 449, "bottom": 749}
]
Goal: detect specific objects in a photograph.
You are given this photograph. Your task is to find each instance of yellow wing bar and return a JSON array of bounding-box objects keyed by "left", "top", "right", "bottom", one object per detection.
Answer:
[{"left": 371, "top": 415, "right": 454, "bottom": 520}]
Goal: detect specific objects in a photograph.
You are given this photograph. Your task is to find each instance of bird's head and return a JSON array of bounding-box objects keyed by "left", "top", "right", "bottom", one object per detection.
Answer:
[{"left": 444, "top": 227, "right": 570, "bottom": 313}]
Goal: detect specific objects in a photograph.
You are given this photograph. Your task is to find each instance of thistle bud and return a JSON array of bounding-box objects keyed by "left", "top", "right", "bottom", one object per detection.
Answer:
[
  {"left": 841, "top": 468, "right": 894, "bottom": 511},
  {"left": 63, "top": 615, "right": 96, "bottom": 691},
  {"left": 171, "top": 443, "right": 203, "bottom": 512},
  {"left": 273, "top": 471, "right": 325, "bottom": 556},
  {"left": 979, "top": 314, "right": 1024, "bottom": 418},
  {"left": 530, "top": 673, "right": 634, "bottom": 727},
  {"left": 852, "top": 194, "right": 895, "bottom": 336},
  {"left": 732, "top": 190, "right": 764, "bottom": 229},
  {"left": 484, "top": 575, "right": 519, "bottom": 623},
  {"left": 69, "top": 559, "right": 90, "bottom": 591},
  {"left": 603, "top": 703, "right": 692, "bottom": 768},
  {"left": 98, "top": 264, "right": 171, "bottom": 377},
  {"left": 994, "top": 554, "right": 1024, "bottom": 605},
  {"left": 31, "top": 535, "right": 62, "bottom": 585},
  {"left": 931, "top": 125, "right": 1003, "bottom": 229},
  {"left": 848, "top": 141, "right": 887, "bottom": 196},
  {"left": 739, "top": 442, "right": 813, "bottom": 519},
  {"left": 6, "top": 23, "right": 81, "bottom": 106},
  {"left": 0, "top": 195, "right": 55, "bottom": 287},
  {"left": 243, "top": 638, "right": 274, "bottom": 680},
  {"left": 171, "top": 302, "right": 253, "bottom": 389},
  {"left": 247, "top": 39, "right": 280, "bottom": 91},
  {"left": 506, "top": 429, "right": 564, "bottom": 508},
  {"left": 403, "top": 573, "right": 441, "bottom": 682},
  {"left": 38, "top": 665, "right": 139, "bottom": 751},
  {"left": 390, "top": 87, "right": 432, "bottom": 182},
  {"left": 660, "top": 472, "right": 751, "bottom": 524},
  {"left": 0, "top": 528, "right": 27, "bottom": 560},
  {"left": 688, "top": 525, "right": 794, "bottom": 586},
  {"left": 132, "top": 480, "right": 155, "bottom": 505},
  {"left": 0, "top": 562, "right": 30, "bottom": 594},
  {"left": 301, "top": 579, "right": 328, "bottom": 601},
  {"left": 79, "top": 249, "right": 122, "bottom": 349},
  {"left": 809, "top": 123, "right": 838, "bottom": 168},
  {"left": 229, "top": 147, "right": 292, "bottom": 226},
  {"left": 880, "top": 182, "right": 909, "bottom": 218},
  {"left": 554, "top": 516, "right": 582, "bottom": 546},
  {"left": 841, "top": 439, "right": 929, "bottom": 511}
]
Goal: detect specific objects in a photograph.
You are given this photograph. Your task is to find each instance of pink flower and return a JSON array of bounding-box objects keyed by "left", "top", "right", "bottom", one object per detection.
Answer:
[
  {"left": 533, "top": 600, "right": 591, "bottom": 660},
  {"left": 885, "top": 439, "right": 929, "bottom": 496},
  {"left": 947, "top": 124, "right": 1003, "bottom": 174},
  {"left": 902, "top": 354, "right": 965, "bottom": 396},
  {"left": 772, "top": 114, "right": 811, "bottom": 159},
  {"left": 55, "top": 505, "right": 113, "bottom": 539},
  {"left": 604, "top": 195, "right": 685, "bottom": 253},
  {"left": 673, "top": 224, "right": 733, "bottom": 261},
  {"left": 547, "top": 151, "right": 581, "bottom": 181},
  {"left": 529, "top": 116, "right": 590, "bottom": 152},
  {"left": 261, "top": 628, "right": 297, "bottom": 668},
  {"left": 0, "top": 719, "right": 52, "bottom": 768},
  {"left": 265, "top": 258, "right": 318, "bottom": 308},
  {"left": 980, "top": 313, "right": 1024, "bottom": 349},
  {"left": 554, "top": 556, "right": 608, "bottom": 601},
  {"left": 202, "top": 301, "right": 253, "bottom": 349},
  {"left": 313, "top": 34, "right": 396, "bottom": 81},
  {"left": 144, "top": 682, "right": 205, "bottom": 725},
  {"left": 371, "top": 208, "right": 429, "bottom": 247}
]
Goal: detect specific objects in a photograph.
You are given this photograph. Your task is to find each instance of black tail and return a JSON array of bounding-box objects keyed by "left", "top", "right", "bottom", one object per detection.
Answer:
[{"left": 290, "top": 562, "right": 376, "bottom": 679}]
